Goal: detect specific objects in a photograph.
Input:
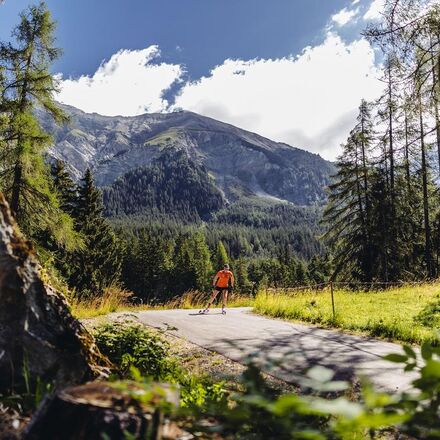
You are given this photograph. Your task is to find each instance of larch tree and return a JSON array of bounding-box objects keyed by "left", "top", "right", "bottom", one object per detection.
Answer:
[{"left": 0, "top": 2, "right": 73, "bottom": 245}]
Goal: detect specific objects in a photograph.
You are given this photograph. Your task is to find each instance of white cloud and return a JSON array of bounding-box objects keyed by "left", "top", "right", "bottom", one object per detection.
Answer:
[
  {"left": 364, "top": 0, "right": 384, "bottom": 20},
  {"left": 56, "top": 35, "right": 382, "bottom": 160},
  {"left": 57, "top": 46, "right": 183, "bottom": 116},
  {"left": 331, "top": 7, "right": 359, "bottom": 26},
  {"left": 173, "top": 33, "right": 382, "bottom": 160}
]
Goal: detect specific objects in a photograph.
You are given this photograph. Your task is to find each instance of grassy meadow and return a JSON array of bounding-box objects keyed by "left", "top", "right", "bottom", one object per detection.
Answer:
[
  {"left": 72, "top": 282, "right": 440, "bottom": 345},
  {"left": 254, "top": 283, "right": 440, "bottom": 345}
]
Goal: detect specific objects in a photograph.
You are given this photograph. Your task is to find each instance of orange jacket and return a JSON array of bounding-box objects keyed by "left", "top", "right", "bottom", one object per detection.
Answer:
[{"left": 215, "top": 270, "right": 234, "bottom": 288}]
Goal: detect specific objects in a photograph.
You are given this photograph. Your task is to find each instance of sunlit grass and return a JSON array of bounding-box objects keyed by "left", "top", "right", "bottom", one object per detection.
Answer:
[
  {"left": 72, "top": 288, "right": 254, "bottom": 319},
  {"left": 254, "top": 283, "right": 440, "bottom": 345},
  {"left": 73, "top": 283, "right": 440, "bottom": 345},
  {"left": 71, "top": 285, "right": 133, "bottom": 319}
]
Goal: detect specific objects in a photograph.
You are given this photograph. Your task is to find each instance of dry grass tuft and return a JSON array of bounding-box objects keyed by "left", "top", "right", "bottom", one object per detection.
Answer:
[
  {"left": 71, "top": 285, "right": 133, "bottom": 319},
  {"left": 72, "top": 288, "right": 255, "bottom": 319}
]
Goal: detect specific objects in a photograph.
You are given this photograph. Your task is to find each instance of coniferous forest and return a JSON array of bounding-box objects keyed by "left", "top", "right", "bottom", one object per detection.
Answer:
[
  {"left": 324, "top": 1, "right": 440, "bottom": 283},
  {"left": 2, "top": 1, "right": 440, "bottom": 303}
]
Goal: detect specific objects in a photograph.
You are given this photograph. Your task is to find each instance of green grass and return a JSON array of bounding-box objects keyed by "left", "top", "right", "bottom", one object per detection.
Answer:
[{"left": 254, "top": 283, "right": 440, "bottom": 345}]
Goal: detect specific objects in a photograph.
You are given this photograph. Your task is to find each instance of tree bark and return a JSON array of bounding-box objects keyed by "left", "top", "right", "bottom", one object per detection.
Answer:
[
  {"left": 0, "top": 192, "right": 110, "bottom": 394},
  {"left": 404, "top": 106, "right": 411, "bottom": 193},
  {"left": 24, "top": 382, "right": 182, "bottom": 440},
  {"left": 418, "top": 98, "right": 434, "bottom": 278}
]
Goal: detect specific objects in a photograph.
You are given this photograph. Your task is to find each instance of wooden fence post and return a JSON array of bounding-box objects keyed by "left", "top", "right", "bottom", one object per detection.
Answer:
[{"left": 330, "top": 281, "right": 336, "bottom": 321}]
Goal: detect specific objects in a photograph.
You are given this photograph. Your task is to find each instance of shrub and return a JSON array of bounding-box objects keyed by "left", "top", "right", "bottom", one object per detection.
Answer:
[
  {"left": 414, "top": 298, "right": 440, "bottom": 327},
  {"left": 93, "top": 323, "right": 226, "bottom": 409},
  {"left": 94, "top": 323, "right": 173, "bottom": 379}
]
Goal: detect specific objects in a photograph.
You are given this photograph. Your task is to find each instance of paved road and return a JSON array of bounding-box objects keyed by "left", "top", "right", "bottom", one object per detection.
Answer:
[{"left": 125, "top": 307, "right": 417, "bottom": 392}]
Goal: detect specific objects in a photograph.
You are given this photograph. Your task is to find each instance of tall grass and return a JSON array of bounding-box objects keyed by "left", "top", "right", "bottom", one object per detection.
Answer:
[
  {"left": 71, "top": 285, "right": 132, "bottom": 319},
  {"left": 72, "top": 288, "right": 254, "bottom": 319},
  {"left": 254, "top": 283, "right": 440, "bottom": 345},
  {"left": 159, "top": 289, "right": 254, "bottom": 309}
]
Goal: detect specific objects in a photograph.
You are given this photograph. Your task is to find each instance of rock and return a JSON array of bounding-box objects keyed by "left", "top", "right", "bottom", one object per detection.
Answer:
[
  {"left": 0, "top": 192, "right": 110, "bottom": 394},
  {"left": 23, "top": 381, "right": 185, "bottom": 440}
]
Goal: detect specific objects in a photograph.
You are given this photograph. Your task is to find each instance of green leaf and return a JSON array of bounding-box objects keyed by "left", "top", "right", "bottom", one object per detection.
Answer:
[
  {"left": 421, "top": 360, "right": 440, "bottom": 379},
  {"left": 355, "top": 412, "right": 409, "bottom": 429},
  {"left": 421, "top": 343, "right": 433, "bottom": 361},
  {"left": 271, "top": 394, "right": 303, "bottom": 416},
  {"left": 318, "top": 381, "right": 349, "bottom": 392}
]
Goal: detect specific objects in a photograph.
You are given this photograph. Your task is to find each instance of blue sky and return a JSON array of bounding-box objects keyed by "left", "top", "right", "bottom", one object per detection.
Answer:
[{"left": 0, "top": 0, "right": 384, "bottom": 159}]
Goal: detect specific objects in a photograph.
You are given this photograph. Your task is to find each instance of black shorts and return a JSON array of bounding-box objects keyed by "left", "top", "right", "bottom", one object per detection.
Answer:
[{"left": 214, "top": 286, "right": 229, "bottom": 292}]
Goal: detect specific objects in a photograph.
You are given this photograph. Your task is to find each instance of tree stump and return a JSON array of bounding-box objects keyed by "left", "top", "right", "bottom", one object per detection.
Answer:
[
  {"left": 24, "top": 381, "right": 183, "bottom": 440},
  {"left": 0, "top": 192, "right": 111, "bottom": 394}
]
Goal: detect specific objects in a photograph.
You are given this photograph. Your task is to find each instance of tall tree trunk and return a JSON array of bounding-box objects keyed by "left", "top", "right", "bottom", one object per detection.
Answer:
[
  {"left": 388, "top": 63, "right": 395, "bottom": 204},
  {"left": 419, "top": 95, "right": 434, "bottom": 278},
  {"left": 9, "top": 51, "right": 32, "bottom": 217},
  {"left": 404, "top": 106, "right": 411, "bottom": 193},
  {"left": 9, "top": 160, "right": 22, "bottom": 216},
  {"left": 387, "top": 61, "right": 398, "bottom": 280},
  {"left": 430, "top": 43, "right": 440, "bottom": 175},
  {"left": 360, "top": 114, "right": 370, "bottom": 219}
]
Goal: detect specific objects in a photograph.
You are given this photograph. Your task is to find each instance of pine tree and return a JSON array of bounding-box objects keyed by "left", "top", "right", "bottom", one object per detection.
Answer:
[
  {"left": 295, "top": 260, "right": 309, "bottom": 286},
  {"left": 323, "top": 103, "right": 376, "bottom": 281},
  {"left": 51, "top": 159, "right": 77, "bottom": 215},
  {"left": 214, "top": 240, "right": 229, "bottom": 270},
  {"left": 172, "top": 232, "right": 212, "bottom": 294},
  {"left": 234, "top": 257, "right": 252, "bottom": 294},
  {"left": 0, "top": 2, "right": 70, "bottom": 243},
  {"left": 136, "top": 232, "right": 173, "bottom": 301},
  {"left": 71, "top": 169, "right": 121, "bottom": 297},
  {"left": 417, "top": 85, "right": 435, "bottom": 277}
]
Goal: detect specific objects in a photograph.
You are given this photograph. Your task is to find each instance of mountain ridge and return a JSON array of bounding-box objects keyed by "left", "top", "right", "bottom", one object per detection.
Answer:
[{"left": 40, "top": 104, "right": 335, "bottom": 218}]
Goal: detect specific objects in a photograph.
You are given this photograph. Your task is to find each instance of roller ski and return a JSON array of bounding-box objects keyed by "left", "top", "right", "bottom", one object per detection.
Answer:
[{"left": 198, "top": 308, "right": 210, "bottom": 315}]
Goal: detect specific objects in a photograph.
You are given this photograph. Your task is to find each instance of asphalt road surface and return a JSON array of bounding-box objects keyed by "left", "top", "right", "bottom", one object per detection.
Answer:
[{"left": 127, "top": 307, "right": 417, "bottom": 392}]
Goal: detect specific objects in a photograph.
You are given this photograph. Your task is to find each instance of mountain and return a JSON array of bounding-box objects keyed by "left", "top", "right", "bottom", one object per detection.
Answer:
[{"left": 40, "top": 104, "right": 335, "bottom": 220}]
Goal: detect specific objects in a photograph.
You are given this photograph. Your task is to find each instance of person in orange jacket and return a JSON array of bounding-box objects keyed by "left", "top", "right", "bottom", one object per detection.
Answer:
[{"left": 200, "top": 264, "right": 234, "bottom": 315}]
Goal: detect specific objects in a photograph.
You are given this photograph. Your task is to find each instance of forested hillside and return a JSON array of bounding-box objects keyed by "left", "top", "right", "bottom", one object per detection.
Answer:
[
  {"left": 102, "top": 150, "right": 224, "bottom": 220},
  {"left": 39, "top": 103, "right": 335, "bottom": 207}
]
